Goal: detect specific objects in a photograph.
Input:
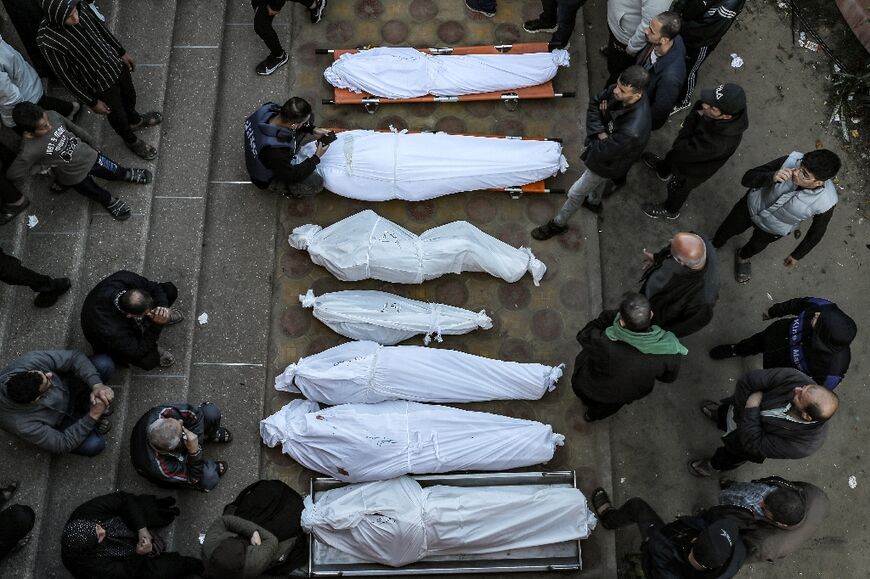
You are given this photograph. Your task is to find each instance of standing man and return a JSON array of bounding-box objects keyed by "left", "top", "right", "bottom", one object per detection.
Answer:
[
  {"left": 711, "top": 149, "right": 841, "bottom": 284},
  {"left": 0, "top": 350, "right": 115, "bottom": 456},
  {"left": 672, "top": 0, "right": 747, "bottom": 113},
  {"left": 689, "top": 368, "right": 838, "bottom": 477},
  {"left": 244, "top": 97, "right": 332, "bottom": 198},
  {"left": 531, "top": 65, "right": 650, "bottom": 239},
  {"left": 641, "top": 83, "right": 748, "bottom": 219},
  {"left": 639, "top": 232, "right": 719, "bottom": 337},
  {"left": 709, "top": 297, "right": 856, "bottom": 390},
  {"left": 572, "top": 292, "right": 685, "bottom": 422},
  {"left": 522, "top": 0, "right": 588, "bottom": 50},
  {"left": 636, "top": 11, "right": 686, "bottom": 130},
  {"left": 81, "top": 270, "right": 183, "bottom": 370},
  {"left": 605, "top": 0, "right": 673, "bottom": 84},
  {"left": 252, "top": 0, "right": 327, "bottom": 76},
  {"left": 37, "top": 0, "right": 161, "bottom": 160}
]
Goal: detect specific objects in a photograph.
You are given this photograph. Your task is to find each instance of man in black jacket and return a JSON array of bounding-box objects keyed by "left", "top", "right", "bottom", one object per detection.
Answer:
[
  {"left": 532, "top": 65, "right": 650, "bottom": 240},
  {"left": 636, "top": 11, "right": 686, "bottom": 130},
  {"left": 130, "top": 403, "right": 230, "bottom": 492},
  {"left": 591, "top": 489, "right": 745, "bottom": 578},
  {"left": 642, "top": 83, "right": 748, "bottom": 219},
  {"left": 710, "top": 297, "right": 856, "bottom": 390},
  {"left": 572, "top": 293, "right": 685, "bottom": 421},
  {"left": 80, "top": 270, "right": 183, "bottom": 370},
  {"left": 640, "top": 232, "right": 719, "bottom": 337},
  {"left": 689, "top": 368, "right": 838, "bottom": 477},
  {"left": 672, "top": 0, "right": 747, "bottom": 113},
  {"left": 37, "top": 0, "right": 161, "bottom": 160}
]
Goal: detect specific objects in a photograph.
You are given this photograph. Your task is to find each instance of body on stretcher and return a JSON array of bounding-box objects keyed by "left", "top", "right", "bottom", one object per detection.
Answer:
[{"left": 317, "top": 43, "right": 576, "bottom": 113}]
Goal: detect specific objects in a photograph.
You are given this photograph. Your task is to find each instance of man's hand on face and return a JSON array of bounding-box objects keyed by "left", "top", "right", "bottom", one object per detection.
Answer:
[
  {"left": 146, "top": 306, "right": 171, "bottom": 325},
  {"left": 773, "top": 168, "right": 794, "bottom": 183},
  {"left": 599, "top": 100, "right": 608, "bottom": 113},
  {"left": 746, "top": 391, "right": 764, "bottom": 408},
  {"left": 182, "top": 425, "right": 200, "bottom": 454}
]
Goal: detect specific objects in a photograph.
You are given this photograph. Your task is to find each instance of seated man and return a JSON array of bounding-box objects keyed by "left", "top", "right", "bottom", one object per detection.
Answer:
[
  {"left": 591, "top": 488, "right": 745, "bottom": 577},
  {"left": 707, "top": 476, "right": 830, "bottom": 563},
  {"left": 0, "top": 350, "right": 114, "bottom": 456},
  {"left": 639, "top": 232, "right": 719, "bottom": 337},
  {"left": 572, "top": 292, "right": 685, "bottom": 421},
  {"left": 7, "top": 102, "right": 152, "bottom": 220},
  {"left": 80, "top": 270, "right": 183, "bottom": 370},
  {"left": 243, "top": 96, "right": 332, "bottom": 198},
  {"left": 710, "top": 296, "right": 856, "bottom": 389},
  {"left": 130, "top": 402, "right": 231, "bottom": 492}
]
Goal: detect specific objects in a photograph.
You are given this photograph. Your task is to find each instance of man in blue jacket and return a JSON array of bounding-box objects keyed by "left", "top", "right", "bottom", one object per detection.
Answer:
[
  {"left": 531, "top": 65, "right": 651, "bottom": 240},
  {"left": 637, "top": 11, "right": 686, "bottom": 130}
]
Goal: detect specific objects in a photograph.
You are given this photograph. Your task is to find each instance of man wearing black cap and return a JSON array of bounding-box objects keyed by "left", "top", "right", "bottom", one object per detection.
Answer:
[
  {"left": 590, "top": 488, "right": 745, "bottom": 577},
  {"left": 641, "top": 83, "right": 748, "bottom": 220},
  {"left": 709, "top": 297, "right": 856, "bottom": 390}
]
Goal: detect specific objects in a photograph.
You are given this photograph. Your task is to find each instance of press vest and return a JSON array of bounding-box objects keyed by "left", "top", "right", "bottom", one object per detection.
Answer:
[
  {"left": 243, "top": 103, "right": 302, "bottom": 186},
  {"left": 747, "top": 151, "right": 838, "bottom": 236}
]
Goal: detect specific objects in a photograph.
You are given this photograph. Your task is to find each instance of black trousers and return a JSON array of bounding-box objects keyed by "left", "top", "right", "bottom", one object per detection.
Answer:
[
  {"left": 0, "top": 248, "right": 53, "bottom": 291},
  {"left": 601, "top": 497, "right": 664, "bottom": 540},
  {"left": 0, "top": 504, "right": 35, "bottom": 560},
  {"left": 657, "top": 164, "right": 709, "bottom": 213},
  {"left": 709, "top": 402, "right": 751, "bottom": 471},
  {"left": 575, "top": 388, "right": 624, "bottom": 421},
  {"left": 254, "top": 1, "right": 309, "bottom": 57},
  {"left": 539, "top": 0, "right": 587, "bottom": 47},
  {"left": 0, "top": 144, "right": 25, "bottom": 205},
  {"left": 712, "top": 193, "right": 781, "bottom": 259},
  {"left": 677, "top": 41, "right": 720, "bottom": 108},
  {"left": 94, "top": 66, "right": 141, "bottom": 144},
  {"left": 605, "top": 29, "right": 638, "bottom": 85}
]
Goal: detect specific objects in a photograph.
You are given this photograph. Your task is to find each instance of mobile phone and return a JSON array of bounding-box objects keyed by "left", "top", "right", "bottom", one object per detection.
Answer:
[{"left": 317, "top": 131, "right": 338, "bottom": 146}]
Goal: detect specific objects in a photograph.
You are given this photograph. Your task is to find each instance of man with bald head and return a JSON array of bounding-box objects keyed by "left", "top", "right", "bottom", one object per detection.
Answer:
[
  {"left": 639, "top": 231, "right": 719, "bottom": 337},
  {"left": 689, "top": 368, "right": 838, "bottom": 477}
]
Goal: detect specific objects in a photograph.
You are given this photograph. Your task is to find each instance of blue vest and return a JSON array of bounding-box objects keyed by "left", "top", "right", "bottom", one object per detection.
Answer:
[{"left": 243, "top": 103, "right": 303, "bottom": 186}]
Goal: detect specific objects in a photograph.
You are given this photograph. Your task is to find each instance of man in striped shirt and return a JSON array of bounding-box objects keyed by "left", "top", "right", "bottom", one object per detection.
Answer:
[{"left": 36, "top": 0, "right": 160, "bottom": 160}]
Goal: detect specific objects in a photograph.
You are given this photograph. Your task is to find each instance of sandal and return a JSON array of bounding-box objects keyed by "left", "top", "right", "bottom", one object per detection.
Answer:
[
  {"left": 123, "top": 168, "right": 152, "bottom": 185},
  {"left": 215, "top": 461, "right": 229, "bottom": 477},
  {"left": 590, "top": 487, "right": 614, "bottom": 518},
  {"left": 734, "top": 251, "right": 751, "bottom": 284},
  {"left": 700, "top": 399, "right": 720, "bottom": 422},
  {"left": 211, "top": 426, "right": 233, "bottom": 444},
  {"left": 130, "top": 111, "right": 162, "bottom": 131},
  {"left": 688, "top": 459, "right": 713, "bottom": 478}
]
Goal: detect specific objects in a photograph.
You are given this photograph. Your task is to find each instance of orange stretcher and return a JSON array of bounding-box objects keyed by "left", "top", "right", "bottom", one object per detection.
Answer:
[
  {"left": 317, "top": 43, "right": 576, "bottom": 114},
  {"left": 325, "top": 128, "right": 565, "bottom": 198}
]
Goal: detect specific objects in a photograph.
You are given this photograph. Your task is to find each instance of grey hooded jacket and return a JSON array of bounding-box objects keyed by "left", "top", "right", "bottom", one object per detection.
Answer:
[{"left": 0, "top": 34, "right": 44, "bottom": 127}]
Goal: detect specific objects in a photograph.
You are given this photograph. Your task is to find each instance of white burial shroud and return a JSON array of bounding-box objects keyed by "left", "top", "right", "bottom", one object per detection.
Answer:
[
  {"left": 296, "top": 130, "right": 568, "bottom": 201},
  {"left": 323, "top": 46, "right": 571, "bottom": 99},
  {"left": 260, "top": 399, "right": 565, "bottom": 483},
  {"left": 302, "top": 476, "right": 596, "bottom": 568},
  {"left": 274, "top": 340, "right": 563, "bottom": 404},
  {"left": 289, "top": 210, "right": 547, "bottom": 286},
  {"left": 298, "top": 289, "right": 492, "bottom": 345}
]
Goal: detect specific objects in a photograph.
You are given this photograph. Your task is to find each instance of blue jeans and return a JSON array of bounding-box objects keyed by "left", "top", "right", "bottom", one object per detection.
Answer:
[{"left": 71, "top": 154, "right": 129, "bottom": 207}]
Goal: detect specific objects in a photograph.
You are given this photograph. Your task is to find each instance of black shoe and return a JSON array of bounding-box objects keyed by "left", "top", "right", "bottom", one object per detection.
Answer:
[
  {"left": 33, "top": 277, "right": 71, "bottom": 308},
  {"left": 256, "top": 51, "right": 288, "bottom": 76},
  {"left": 523, "top": 19, "right": 558, "bottom": 33},
  {"left": 641, "top": 152, "right": 671, "bottom": 181},
  {"left": 581, "top": 198, "right": 602, "bottom": 214},
  {"left": 105, "top": 197, "right": 132, "bottom": 221},
  {"left": 123, "top": 168, "right": 152, "bottom": 185},
  {"left": 0, "top": 196, "right": 30, "bottom": 224},
  {"left": 531, "top": 220, "right": 567, "bottom": 240},
  {"left": 465, "top": 0, "right": 495, "bottom": 17},
  {"left": 709, "top": 344, "right": 737, "bottom": 360},
  {"left": 642, "top": 203, "right": 679, "bottom": 220},
  {"left": 309, "top": 0, "right": 327, "bottom": 23}
]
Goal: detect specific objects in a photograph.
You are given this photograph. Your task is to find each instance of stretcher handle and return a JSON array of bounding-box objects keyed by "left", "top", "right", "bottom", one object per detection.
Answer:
[
  {"left": 315, "top": 48, "right": 331, "bottom": 54},
  {"left": 557, "top": 91, "right": 577, "bottom": 98}
]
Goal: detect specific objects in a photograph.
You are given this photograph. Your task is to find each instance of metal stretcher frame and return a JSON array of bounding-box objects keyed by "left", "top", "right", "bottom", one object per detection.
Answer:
[
  {"left": 305, "top": 470, "right": 583, "bottom": 576},
  {"left": 317, "top": 43, "right": 576, "bottom": 113},
  {"left": 323, "top": 128, "right": 565, "bottom": 198}
]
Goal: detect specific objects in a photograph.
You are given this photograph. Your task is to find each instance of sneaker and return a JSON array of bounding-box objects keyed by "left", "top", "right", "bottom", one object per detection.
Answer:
[
  {"left": 709, "top": 344, "right": 737, "bottom": 360},
  {"left": 167, "top": 309, "right": 185, "bottom": 325},
  {"left": 126, "top": 139, "right": 157, "bottom": 161},
  {"left": 531, "top": 220, "right": 567, "bottom": 240},
  {"left": 123, "top": 168, "right": 152, "bottom": 185},
  {"left": 641, "top": 152, "right": 671, "bottom": 181},
  {"left": 465, "top": 0, "right": 495, "bottom": 17},
  {"left": 309, "top": 0, "right": 327, "bottom": 23},
  {"left": 523, "top": 19, "right": 558, "bottom": 33},
  {"left": 642, "top": 202, "right": 679, "bottom": 220},
  {"left": 105, "top": 197, "right": 131, "bottom": 221},
  {"left": 33, "top": 277, "right": 71, "bottom": 308},
  {"left": 158, "top": 347, "right": 175, "bottom": 368},
  {"left": 0, "top": 196, "right": 30, "bottom": 224},
  {"left": 670, "top": 101, "right": 693, "bottom": 116},
  {"left": 581, "top": 198, "right": 603, "bottom": 214},
  {"left": 256, "top": 51, "right": 288, "bottom": 76}
]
